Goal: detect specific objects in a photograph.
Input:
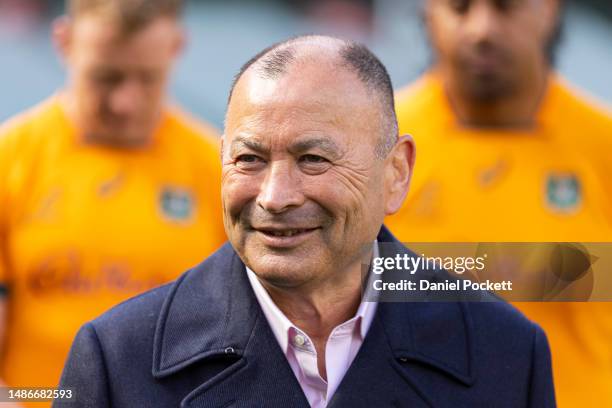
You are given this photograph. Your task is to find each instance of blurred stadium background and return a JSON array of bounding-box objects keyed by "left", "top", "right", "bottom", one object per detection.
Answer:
[{"left": 1, "top": 0, "right": 611, "bottom": 128}]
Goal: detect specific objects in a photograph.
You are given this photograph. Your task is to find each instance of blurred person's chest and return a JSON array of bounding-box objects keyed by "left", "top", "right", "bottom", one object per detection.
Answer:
[
  {"left": 3, "top": 108, "right": 224, "bottom": 298},
  {"left": 388, "top": 77, "right": 612, "bottom": 242}
]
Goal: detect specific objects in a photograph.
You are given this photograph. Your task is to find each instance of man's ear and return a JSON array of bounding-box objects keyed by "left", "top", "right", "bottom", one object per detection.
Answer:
[
  {"left": 384, "top": 134, "right": 416, "bottom": 215},
  {"left": 52, "top": 16, "right": 72, "bottom": 63},
  {"left": 220, "top": 136, "right": 225, "bottom": 163}
]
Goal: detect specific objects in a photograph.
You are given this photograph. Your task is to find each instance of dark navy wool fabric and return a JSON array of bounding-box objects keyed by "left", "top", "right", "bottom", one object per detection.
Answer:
[{"left": 56, "top": 227, "right": 556, "bottom": 407}]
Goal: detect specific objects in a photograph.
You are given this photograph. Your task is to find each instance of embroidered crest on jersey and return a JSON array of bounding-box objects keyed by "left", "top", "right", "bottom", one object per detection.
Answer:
[
  {"left": 159, "top": 187, "right": 194, "bottom": 222},
  {"left": 545, "top": 173, "right": 581, "bottom": 213}
]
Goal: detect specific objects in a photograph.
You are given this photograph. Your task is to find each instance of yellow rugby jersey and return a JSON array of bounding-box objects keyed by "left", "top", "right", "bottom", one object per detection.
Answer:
[
  {"left": 387, "top": 73, "right": 612, "bottom": 408},
  {"left": 0, "top": 97, "right": 226, "bottom": 397}
]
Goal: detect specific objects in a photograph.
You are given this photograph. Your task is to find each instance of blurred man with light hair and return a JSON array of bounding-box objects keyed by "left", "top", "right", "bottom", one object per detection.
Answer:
[
  {"left": 0, "top": 0, "right": 226, "bottom": 401},
  {"left": 387, "top": 0, "right": 612, "bottom": 406}
]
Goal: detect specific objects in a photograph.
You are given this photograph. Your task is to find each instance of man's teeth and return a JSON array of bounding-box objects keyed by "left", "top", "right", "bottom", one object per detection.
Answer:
[{"left": 267, "top": 229, "right": 307, "bottom": 237}]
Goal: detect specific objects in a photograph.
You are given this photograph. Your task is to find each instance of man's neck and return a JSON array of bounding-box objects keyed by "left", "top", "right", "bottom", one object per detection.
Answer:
[
  {"left": 59, "top": 90, "right": 159, "bottom": 149},
  {"left": 259, "top": 262, "right": 364, "bottom": 381},
  {"left": 441, "top": 67, "right": 550, "bottom": 129},
  {"left": 260, "top": 262, "right": 364, "bottom": 343}
]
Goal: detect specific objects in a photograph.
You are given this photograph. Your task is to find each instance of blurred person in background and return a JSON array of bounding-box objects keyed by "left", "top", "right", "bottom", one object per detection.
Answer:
[
  {"left": 0, "top": 0, "right": 46, "bottom": 35},
  {"left": 387, "top": 0, "right": 612, "bottom": 406},
  {"left": 0, "top": 0, "right": 226, "bottom": 402},
  {"left": 289, "top": 0, "right": 375, "bottom": 35}
]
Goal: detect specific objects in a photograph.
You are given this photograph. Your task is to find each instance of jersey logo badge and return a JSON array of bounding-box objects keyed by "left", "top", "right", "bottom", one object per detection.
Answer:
[
  {"left": 546, "top": 173, "right": 581, "bottom": 213},
  {"left": 159, "top": 187, "right": 194, "bottom": 222},
  {"left": 477, "top": 158, "right": 510, "bottom": 189}
]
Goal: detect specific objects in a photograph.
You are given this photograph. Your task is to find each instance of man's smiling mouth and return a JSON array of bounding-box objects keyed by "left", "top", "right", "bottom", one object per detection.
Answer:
[
  {"left": 251, "top": 227, "right": 321, "bottom": 247},
  {"left": 257, "top": 228, "right": 318, "bottom": 237}
]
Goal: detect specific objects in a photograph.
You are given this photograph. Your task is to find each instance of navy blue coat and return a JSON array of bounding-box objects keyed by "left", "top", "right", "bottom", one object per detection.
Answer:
[{"left": 56, "top": 227, "right": 555, "bottom": 407}]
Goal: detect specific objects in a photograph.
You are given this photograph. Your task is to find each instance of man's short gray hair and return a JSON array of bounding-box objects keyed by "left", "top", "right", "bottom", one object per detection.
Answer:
[{"left": 228, "top": 35, "right": 399, "bottom": 159}]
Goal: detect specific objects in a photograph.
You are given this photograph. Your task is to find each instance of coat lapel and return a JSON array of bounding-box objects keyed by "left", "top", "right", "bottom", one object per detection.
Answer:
[
  {"left": 328, "top": 300, "right": 474, "bottom": 408},
  {"left": 329, "top": 227, "right": 476, "bottom": 408},
  {"left": 181, "top": 310, "right": 311, "bottom": 408},
  {"left": 327, "top": 314, "right": 434, "bottom": 408},
  {"left": 151, "top": 243, "right": 310, "bottom": 408}
]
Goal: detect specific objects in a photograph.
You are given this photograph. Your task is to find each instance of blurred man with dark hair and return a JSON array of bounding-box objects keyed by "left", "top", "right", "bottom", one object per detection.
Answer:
[
  {"left": 0, "top": 0, "right": 226, "bottom": 399},
  {"left": 387, "top": 0, "right": 612, "bottom": 406}
]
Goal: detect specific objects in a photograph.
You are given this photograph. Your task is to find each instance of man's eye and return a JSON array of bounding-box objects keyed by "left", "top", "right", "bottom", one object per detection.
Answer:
[
  {"left": 237, "top": 154, "right": 258, "bottom": 162},
  {"left": 235, "top": 154, "right": 264, "bottom": 168},
  {"left": 299, "top": 154, "right": 328, "bottom": 164}
]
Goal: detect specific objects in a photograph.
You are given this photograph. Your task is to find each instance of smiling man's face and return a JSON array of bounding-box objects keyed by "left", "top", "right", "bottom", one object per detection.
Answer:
[{"left": 222, "top": 54, "right": 389, "bottom": 289}]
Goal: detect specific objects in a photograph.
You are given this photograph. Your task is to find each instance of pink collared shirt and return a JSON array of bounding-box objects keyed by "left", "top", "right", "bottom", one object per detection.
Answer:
[{"left": 246, "top": 242, "right": 379, "bottom": 408}]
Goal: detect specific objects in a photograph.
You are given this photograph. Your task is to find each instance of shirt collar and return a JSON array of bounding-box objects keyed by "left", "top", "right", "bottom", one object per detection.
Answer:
[{"left": 246, "top": 241, "right": 379, "bottom": 352}]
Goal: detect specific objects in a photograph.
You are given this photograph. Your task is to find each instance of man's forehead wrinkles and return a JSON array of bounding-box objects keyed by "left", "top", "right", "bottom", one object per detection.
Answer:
[
  {"left": 230, "top": 135, "right": 268, "bottom": 152},
  {"left": 227, "top": 112, "right": 267, "bottom": 136},
  {"left": 290, "top": 137, "right": 341, "bottom": 155},
  {"left": 245, "top": 88, "right": 346, "bottom": 114},
  {"left": 232, "top": 102, "right": 347, "bottom": 134},
  {"left": 229, "top": 132, "right": 345, "bottom": 157}
]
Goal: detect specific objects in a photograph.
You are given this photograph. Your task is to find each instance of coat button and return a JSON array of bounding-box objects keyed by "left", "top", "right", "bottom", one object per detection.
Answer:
[
  {"left": 224, "top": 347, "right": 235, "bottom": 354},
  {"left": 293, "top": 334, "right": 306, "bottom": 347},
  {"left": 398, "top": 357, "right": 408, "bottom": 363}
]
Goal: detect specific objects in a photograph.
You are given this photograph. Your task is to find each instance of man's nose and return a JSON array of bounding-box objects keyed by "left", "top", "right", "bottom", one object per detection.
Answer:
[
  {"left": 108, "top": 79, "right": 141, "bottom": 117},
  {"left": 257, "top": 161, "right": 305, "bottom": 214},
  {"left": 464, "top": 1, "right": 501, "bottom": 44}
]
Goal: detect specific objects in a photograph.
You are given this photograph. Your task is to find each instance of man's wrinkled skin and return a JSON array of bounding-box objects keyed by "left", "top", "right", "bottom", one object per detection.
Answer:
[{"left": 222, "top": 40, "right": 415, "bottom": 379}]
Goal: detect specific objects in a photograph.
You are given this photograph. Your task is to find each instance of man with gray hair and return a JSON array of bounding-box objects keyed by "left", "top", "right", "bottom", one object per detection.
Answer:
[{"left": 56, "top": 35, "right": 555, "bottom": 407}]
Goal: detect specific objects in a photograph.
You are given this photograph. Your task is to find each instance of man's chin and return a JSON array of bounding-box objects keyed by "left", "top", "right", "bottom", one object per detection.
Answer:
[
  {"left": 244, "top": 251, "right": 323, "bottom": 288},
  {"left": 461, "top": 71, "right": 516, "bottom": 102}
]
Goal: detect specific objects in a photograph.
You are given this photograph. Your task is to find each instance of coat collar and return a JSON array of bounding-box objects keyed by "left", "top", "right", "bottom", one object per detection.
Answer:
[
  {"left": 375, "top": 226, "right": 475, "bottom": 386},
  {"left": 152, "top": 242, "right": 259, "bottom": 377},
  {"left": 152, "top": 226, "right": 475, "bottom": 401}
]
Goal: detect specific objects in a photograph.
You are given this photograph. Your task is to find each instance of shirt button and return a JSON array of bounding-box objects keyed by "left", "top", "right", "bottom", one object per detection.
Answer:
[{"left": 293, "top": 333, "right": 306, "bottom": 347}]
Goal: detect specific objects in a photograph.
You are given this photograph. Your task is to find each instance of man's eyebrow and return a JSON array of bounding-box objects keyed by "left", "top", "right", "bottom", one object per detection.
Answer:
[
  {"left": 290, "top": 137, "right": 341, "bottom": 157},
  {"left": 230, "top": 135, "right": 268, "bottom": 154}
]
